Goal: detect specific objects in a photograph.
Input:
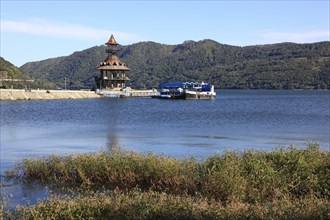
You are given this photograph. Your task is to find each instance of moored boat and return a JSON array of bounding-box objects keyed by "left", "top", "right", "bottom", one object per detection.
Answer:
[{"left": 156, "top": 82, "right": 216, "bottom": 100}]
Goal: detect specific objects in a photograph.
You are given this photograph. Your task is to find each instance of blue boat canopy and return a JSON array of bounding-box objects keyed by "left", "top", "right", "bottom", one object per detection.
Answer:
[{"left": 201, "top": 84, "right": 211, "bottom": 91}]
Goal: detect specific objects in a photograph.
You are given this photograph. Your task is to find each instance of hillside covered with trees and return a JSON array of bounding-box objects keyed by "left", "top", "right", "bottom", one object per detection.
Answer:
[
  {"left": 20, "top": 40, "right": 330, "bottom": 90},
  {"left": 0, "top": 57, "right": 54, "bottom": 89}
]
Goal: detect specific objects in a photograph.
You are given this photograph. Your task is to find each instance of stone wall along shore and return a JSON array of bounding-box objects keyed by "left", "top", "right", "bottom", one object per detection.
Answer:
[{"left": 0, "top": 89, "right": 101, "bottom": 101}]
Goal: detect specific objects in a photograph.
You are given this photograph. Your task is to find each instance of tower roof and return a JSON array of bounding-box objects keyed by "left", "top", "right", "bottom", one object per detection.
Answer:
[
  {"left": 105, "top": 34, "right": 119, "bottom": 46},
  {"left": 98, "top": 35, "right": 129, "bottom": 71},
  {"left": 97, "top": 55, "right": 130, "bottom": 71}
]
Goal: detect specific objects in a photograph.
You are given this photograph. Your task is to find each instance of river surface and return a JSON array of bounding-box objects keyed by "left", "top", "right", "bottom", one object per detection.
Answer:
[{"left": 1, "top": 90, "right": 329, "bottom": 207}]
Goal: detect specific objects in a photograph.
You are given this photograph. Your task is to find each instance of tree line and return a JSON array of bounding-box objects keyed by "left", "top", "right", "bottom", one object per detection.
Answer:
[{"left": 17, "top": 40, "right": 330, "bottom": 90}]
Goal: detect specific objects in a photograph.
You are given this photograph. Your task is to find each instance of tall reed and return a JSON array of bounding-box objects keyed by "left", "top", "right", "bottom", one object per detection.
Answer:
[
  {"left": 3, "top": 145, "right": 329, "bottom": 219},
  {"left": 9, "top": 145, "right": 329, "bottom": 203},
  {"left": 6, "top": 189, "right": 330, "bottom": 220}
]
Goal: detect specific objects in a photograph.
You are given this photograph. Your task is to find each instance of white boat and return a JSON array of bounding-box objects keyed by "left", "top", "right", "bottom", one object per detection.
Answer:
[
  {"left": 156, "top": 82, "right": 216, "bottom": 100},
  {"left": 184, "top": 83, "right": 216, "bottom": 100}
]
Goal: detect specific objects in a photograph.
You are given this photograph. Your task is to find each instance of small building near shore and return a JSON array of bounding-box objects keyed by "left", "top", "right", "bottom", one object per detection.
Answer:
[{"left": 95, "top": 35, "right": 130, "bottom": 90}]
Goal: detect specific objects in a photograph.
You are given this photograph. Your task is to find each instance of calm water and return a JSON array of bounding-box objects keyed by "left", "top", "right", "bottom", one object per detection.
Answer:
[
  {"left": 1, "top": 90, "right": 329, "bottom": 207},
  {"left": 1, "top": 90, "right": 329, "bottom": 170}
]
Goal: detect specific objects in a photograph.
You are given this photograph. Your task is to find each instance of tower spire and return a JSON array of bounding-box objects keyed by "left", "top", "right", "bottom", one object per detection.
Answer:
[{"left": 106, "top": 34, "right": 119, "bottom": 46}]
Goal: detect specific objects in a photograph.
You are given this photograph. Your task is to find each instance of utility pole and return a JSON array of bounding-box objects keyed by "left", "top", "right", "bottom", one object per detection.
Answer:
[{"left": 65, "top": 77, "right": 67, "bottom": 90}]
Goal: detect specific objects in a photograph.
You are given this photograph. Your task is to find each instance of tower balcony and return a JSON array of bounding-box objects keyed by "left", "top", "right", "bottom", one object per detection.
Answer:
[
  {"left": 102, "top": 77, "right": 130, "bottom": 81},
  {"left": 105, "top": 48, "right": 119, "bottom": 54}
]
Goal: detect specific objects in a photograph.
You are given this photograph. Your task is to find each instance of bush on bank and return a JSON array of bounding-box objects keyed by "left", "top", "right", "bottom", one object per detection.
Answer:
[
  {"left": 2, "top": 145, "right": 330, "bottom": 219},
  {"left": 6, "top": 189, "right": 330, "bottom": 220}
]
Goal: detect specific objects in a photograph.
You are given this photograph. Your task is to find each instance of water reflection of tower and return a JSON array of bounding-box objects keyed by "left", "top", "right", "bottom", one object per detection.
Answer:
[
  {"left": 106, "top": 99, "right": 123, "bottom": 151},
  {"left": 108, "top": 132, "right": 118, "bottom": 150}
]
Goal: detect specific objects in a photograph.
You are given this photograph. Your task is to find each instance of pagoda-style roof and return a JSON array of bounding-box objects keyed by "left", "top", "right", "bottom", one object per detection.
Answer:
[
  {"left": 97, "top": 55, "right": 130, "bottom": 71},
  {"left": 105, "top": 34, "right": 119, "bottom": 46}
]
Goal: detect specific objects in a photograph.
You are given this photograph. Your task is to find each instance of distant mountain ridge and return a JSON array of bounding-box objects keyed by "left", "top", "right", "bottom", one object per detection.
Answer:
[{"left": 20, "top": 40, "right": 330, "bottom": 89}]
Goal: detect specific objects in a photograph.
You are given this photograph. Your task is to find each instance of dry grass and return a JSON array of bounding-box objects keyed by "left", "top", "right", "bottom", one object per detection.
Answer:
[{"left": 2, "top": 145, "right": 330, "bottom": 219}]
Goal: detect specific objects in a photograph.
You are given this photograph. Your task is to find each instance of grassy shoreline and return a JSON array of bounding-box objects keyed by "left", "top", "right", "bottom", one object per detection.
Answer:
[{"left": 2, "top": 145, "right": 329, "bottom": 219}]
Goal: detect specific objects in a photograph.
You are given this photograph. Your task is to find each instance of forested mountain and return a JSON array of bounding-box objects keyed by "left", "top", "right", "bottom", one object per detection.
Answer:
[
  {"left": 20, "top": 40, "right": 330, "bottom": 89},
  {"left": 1, "top": 57, "right": 32, "bottom": 80},
  {"left": 0, "top": 57, "right": 53, "bottom": 89}
]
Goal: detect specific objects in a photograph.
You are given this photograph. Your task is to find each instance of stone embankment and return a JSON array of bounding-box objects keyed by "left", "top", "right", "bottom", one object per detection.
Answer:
[
  {"left": 0, "top": 89, "right": 101, "bottom": 101},
  {"left": 98, "top": 88, "right": 159, "bottom": 98}
]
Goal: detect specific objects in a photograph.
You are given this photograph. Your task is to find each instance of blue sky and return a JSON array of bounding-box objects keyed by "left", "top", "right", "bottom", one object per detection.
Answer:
[{"left": 1, "top": 1, "right": 329, "bottom": 67}]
